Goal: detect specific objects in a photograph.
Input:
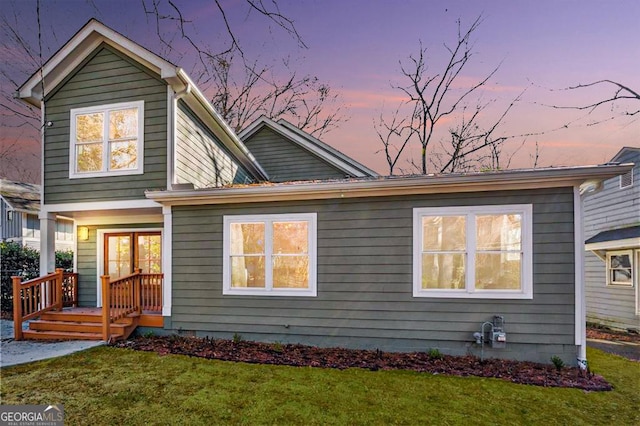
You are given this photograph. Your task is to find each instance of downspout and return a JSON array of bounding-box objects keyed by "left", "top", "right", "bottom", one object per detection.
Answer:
[{"left": 574, "top": 186, "right": 587, "bottom": 370}]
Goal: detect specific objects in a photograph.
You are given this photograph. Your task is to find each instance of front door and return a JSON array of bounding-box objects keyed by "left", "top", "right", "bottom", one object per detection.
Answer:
[{"left": 104, "top": 232, "right": 162, "bottom": 278}]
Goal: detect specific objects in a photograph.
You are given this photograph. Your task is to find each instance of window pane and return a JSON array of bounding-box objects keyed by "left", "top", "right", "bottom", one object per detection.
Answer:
[
  {"left": 230, "top": 223, "right": 264, "bottom": 255},
  {"left": 77, "top": 143, "right": 103, "bottom": 172},
  {"left": 137, "top": 234, "right": 162, "bottom": 273},
  {"left": 612, "top": 269, "right": 632, "bottom": 283},
  {"left": 109, "top": 108, "right": 138, "bottom": 139},
  {"left": 273, "top": 255, "right": 309, "bottom": 288},
  {"left": 422, "top": 253, "right": 465, "bottom": 289},
  {"left": 422, "top": 216, "right": 466, "bottom": 251},
  {"left": 475, "top": 253, "right": 521, "bottom": 290},
  {"left": 273, "top": 221, "right": 308, "bottom": 254},
  {"left": 476, "top": 214, "right": 521, "bottom": 251},
  {"left": 610, "top": 254, "right": 631, "bottom": 269},
  {"left": 109, "top": 140, "right": 138, "bottom": 170},
  {"left": 107, "top": 235, "right": 131, "bottom": 279},
  {"left": 230, "top": 256, "right": 265, "bottom": 287},
  {"left": 76, "top": 113, "right": 104, "bottom": 142}
]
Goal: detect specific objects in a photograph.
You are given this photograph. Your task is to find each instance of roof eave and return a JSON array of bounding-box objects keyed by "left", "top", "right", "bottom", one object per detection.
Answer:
[{"left": 146, "top": 163, "right": 634, "bottom": 206}]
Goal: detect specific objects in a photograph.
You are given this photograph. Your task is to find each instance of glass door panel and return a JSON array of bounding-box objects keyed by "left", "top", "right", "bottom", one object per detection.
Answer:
[
  {"left": 136, "top": 233, "right": 162, "bottom": 273},
  {"left": 106, "top": 234, "right": 131, "bottom": 279}
]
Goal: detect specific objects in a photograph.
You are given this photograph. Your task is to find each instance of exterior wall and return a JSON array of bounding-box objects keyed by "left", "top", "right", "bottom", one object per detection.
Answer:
[
  {"left": 175, "top": 102, "right": 251, "bottom": 188},
  {"left": 0, "top": 200, "right": 22, "bottom": 240},
  {"left": 243, "top": 127, "right": 347, "bottom": 182},
  {"left": 76, "top": 222, "right": 163, "bottom": 307},
  {"left": 43, "top": 44, "right": 167, "bottom": 204},
  {"left": 169, "top": 187, "right": 577, "bottom": 365},
  {"left": 584, "top": 149, "right": 640, "bottom": 330}
]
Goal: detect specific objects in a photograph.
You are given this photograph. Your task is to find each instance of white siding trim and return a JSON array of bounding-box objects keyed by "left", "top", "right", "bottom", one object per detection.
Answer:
[
  {"left": 162, "top": 206, "right": 172, "bottom": 316},
  {"left": 42, "top": 199, "right": 160, "bottom": 213},
  {"left": 574, "top": 187, "right": 587, "bottom": 367},
  {"left": 167, "top": 86, "right": 175, "bottom": 190},
  {"left": 412, "top": 204, "right": 533, "bottom": 299},
  {"left": 75, "top": 215, "right": 163, "bottom": 226}
]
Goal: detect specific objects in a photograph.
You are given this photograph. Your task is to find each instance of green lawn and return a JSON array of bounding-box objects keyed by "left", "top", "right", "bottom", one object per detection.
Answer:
[{"left": 1, "top": 347, "right": 638, "bottom": 425}]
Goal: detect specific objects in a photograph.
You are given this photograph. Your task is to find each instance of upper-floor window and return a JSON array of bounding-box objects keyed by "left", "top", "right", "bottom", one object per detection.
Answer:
[
  {"left": 69, "top": 101, "right": 144, "bottom": 178},
  {"left": 223, "top": 213, "right": 317, "bottom": 297},
  {"left": 413, "top": 204, "right": 533, "bottom": 299},
  {"left": 23, "top": 214, "right": 40, "bottom": 238}
]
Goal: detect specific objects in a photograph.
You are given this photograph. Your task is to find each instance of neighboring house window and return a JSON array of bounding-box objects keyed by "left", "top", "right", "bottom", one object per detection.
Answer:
[
  {"left": 56, "top": 220, "right": 74, "bottom": 242},
  {"left": 413, "top": 205, "right": 533, "bottom": 299},
  {"left": 620, "top": 169, "right": 633, "bottom": 189},
  {"left": 23, "top": 214, "right": 40, "bottom": 238},
  {"left": 606, "top": 250, "right": 633, "bottom": 287},
  {"left": 69, "top": 101, "right": 144, "bottom": 178},
  {"left": 223, "top": 213, "right": 317, "bottom": 296}
]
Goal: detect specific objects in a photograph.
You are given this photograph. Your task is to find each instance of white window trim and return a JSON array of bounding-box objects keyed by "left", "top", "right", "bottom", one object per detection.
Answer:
[
  {"left": 69, "top": 100, "right": 145, "bottom": 179},
  {"left": 223, "top": 213, "right": 317, "bottom": 297},
  {"left": 606, "top": 249, "right": 634, "bottom": 287},
  {"left": 413, "top": 204, "right": 533, "bottom": 299}
]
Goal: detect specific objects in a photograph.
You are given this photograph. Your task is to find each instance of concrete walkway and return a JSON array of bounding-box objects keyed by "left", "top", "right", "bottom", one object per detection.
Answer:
[{"left": 0, "top": 319, "right": 103, "bottom": 368}]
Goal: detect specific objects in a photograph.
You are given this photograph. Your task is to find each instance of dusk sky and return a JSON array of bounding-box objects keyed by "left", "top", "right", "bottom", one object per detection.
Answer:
[{"left": 1, "top": 0, "right": 638, "bottom": 180}]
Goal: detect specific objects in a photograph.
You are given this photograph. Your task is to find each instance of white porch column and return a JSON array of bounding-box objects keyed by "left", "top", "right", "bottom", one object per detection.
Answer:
[{"left": 39, "top": 212, "right": 56, "bottom": 275}]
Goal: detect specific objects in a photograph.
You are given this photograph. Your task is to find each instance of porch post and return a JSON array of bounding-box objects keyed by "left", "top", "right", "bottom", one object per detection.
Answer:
[
  {"left": 39, "top": 212, "right": 56, "bottom": 276},
  {"left": 101, "top": 275, "right": 111, "bottom": 342}
]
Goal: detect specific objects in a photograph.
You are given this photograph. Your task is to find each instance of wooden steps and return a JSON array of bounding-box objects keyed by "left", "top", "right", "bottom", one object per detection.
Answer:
[{"left": 23, "top": 309, "right": 140, "bottom": 342}]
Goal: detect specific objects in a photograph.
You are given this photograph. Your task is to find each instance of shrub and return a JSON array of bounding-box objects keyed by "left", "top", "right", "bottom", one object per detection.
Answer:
[
  {"left": 551, "top": 355, "right": 565, "bottom": 371},
  {"left": 0, "top": 242, "right": 74, "bottom": 316}
]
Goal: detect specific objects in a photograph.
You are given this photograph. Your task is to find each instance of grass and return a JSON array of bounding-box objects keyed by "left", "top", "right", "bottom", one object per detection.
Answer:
[{"left": 1, "top": 347, "right": 638, "bottom": 425}]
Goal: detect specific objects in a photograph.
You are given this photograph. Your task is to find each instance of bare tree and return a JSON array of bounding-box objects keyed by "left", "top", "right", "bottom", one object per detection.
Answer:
[
  {"left": 375, "top": 16, "right": 525, "bottom": 175},
  {"left": 208, "top": 54, "right": 344, "bottom": 136}
]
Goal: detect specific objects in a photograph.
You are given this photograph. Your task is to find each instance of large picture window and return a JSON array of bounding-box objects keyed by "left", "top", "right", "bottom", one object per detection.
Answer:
[
  {"left": 223, "top": 213, "right": 317, "bottom": 296},
  {"left": 69, "top": 101, "right": 144, "bottom": 178},
  {"left": 606, "top": 250, "right": 633, "bottom": 287},
  {"left": 413, "top": 205, "right": 533, "bottom": 299}
]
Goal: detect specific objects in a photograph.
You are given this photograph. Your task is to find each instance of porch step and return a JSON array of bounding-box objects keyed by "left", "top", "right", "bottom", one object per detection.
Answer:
[
  {"left": 29, "top": 320, "right": 130, "bottom": 334},
  {"left": 22, "top": 329, "right": 121, "bottom": 341}
]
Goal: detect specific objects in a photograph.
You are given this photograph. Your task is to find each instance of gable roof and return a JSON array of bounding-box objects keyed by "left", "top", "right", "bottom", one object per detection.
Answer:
[
  {"left": 0, "top": 179, "right": 40, "bottom": 213},
  {"left": 239, "top": 116, "right": 378, "bottom": 178},
  {"left": 611, "top": 146, "right": 640, "bottom": 162},
  {"left": 17, "top": 19, "right": 268, "bottom": 182}
]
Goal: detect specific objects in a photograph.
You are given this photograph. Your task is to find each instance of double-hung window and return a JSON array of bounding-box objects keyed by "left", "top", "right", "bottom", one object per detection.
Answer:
[
  {"left": 413, "top": 204, "right": 533, "bottom": 299},
  {"left": 69, "top": 101, "right": 144, "bottom": 178},
  {"left": 223, "top": 213, "right": 317, "bottom": 296},
  {"left": 606, "top": 250, "right": 633, "bottom": 287}
]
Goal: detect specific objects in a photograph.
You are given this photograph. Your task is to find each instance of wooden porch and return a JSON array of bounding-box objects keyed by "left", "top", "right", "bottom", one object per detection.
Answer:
[{"left": 12, "top": 269, "right": 163, "bottom": 342}]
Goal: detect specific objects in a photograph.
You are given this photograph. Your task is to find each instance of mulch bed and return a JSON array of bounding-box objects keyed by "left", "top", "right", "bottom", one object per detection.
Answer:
[
  {"left": 586, "top": 327, "right": 640, "bottom": 343},
  {"left": 112, "top": 335, "right": 612, "bottom": 391}
]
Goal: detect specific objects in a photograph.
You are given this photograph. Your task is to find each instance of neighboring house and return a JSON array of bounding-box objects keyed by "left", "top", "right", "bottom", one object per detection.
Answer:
[
  {"left": 15, "top": 19, "right": 633, "bottom": 367},
  {"left": 0, "top": 179, "right": 74, "bottom": 251},
  {"left": 239, "top": 116, "right": 378, "bottom": 182},
  {"left": 584, "top": 147, "right": 640, "bottom": 332}
]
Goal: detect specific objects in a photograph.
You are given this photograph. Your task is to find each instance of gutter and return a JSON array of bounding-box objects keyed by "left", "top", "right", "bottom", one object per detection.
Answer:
[{"left": 146, "top": 163, "right": 634, "bottom": 206}]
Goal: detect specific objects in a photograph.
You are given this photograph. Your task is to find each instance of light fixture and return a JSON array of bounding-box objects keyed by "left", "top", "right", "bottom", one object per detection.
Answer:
[{"left": 77, "top": 226, "right": 89, "bottom": 241}]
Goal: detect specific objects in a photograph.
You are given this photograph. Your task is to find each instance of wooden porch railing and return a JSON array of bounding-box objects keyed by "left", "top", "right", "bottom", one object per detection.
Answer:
[
  {"left": 62, "top": 272, "right": 79, "bottom": 307},
  {"left": 101, "top": 270, "right": 164, "bottom": 342},
  {"left": 12, "top": 268, "right": 67, "bottom": 341}
]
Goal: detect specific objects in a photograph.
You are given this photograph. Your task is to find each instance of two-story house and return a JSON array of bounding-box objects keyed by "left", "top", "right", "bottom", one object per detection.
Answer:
[
  {"left": 584, "top": 146, "right": 640, "bottom": 332},
  {"left": 14, "top": 19, "right": 632, "bottom": 367},
  {"left": 1, "top": 178, "right": 73, "bottom": 251}
]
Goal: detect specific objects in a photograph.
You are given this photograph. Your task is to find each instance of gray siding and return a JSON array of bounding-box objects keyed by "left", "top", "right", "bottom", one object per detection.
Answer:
[
  {"left": 170, "top": 187, "right": 578, "bottom": 365},
  {"left": 43, "top": 45, "right": 168, "bottom": 203},
  {"left": 175, "top": 102, "right": 251, "bottom": 188},
  {"left": 584, "top": 149, "right": 640, "bottom": 330},
  {"left": 243, "top": 127, "right": 347, "bottom": 182},
  {"left": 0, "top": 200, "right": 22, "bottom": 239}
]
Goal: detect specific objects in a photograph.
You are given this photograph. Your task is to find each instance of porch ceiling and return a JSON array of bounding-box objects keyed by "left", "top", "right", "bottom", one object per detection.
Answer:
[{"left": 59, "top": 207, "right": 163, "bottom": 224}]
